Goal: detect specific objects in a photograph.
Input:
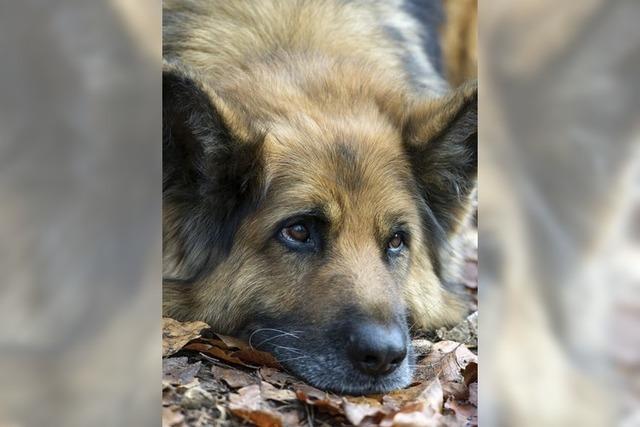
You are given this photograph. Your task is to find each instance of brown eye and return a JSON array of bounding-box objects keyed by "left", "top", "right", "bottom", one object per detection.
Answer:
[
  {"left": 282, "top": 223, "right": 310, "bottom": 242},
  {"left": 387, "top": 233, "right": 404, "bottom": 251}
]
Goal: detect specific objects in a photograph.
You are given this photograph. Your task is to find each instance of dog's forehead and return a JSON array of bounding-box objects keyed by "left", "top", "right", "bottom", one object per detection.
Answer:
[
  {"left": 260, "top": 131, "right": 416, "bottom": 226},
  {"left": 269, "top": 134, "right": 401, "bottom": 184}
]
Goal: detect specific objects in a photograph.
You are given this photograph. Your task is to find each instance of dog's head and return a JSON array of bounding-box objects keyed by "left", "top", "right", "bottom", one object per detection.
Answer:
[{"left": 162, "top": 63, "right": 476, "bottom": 394}]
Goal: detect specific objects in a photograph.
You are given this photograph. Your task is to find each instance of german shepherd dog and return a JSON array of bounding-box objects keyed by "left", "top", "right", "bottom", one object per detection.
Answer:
[{"left": 163, "top": 0, "right": 477, "bottom": 394}]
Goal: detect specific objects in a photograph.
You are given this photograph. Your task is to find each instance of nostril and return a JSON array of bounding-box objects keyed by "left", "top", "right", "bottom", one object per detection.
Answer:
[{"left": 363, "top": 354, "right": 378, "bottom": 365}]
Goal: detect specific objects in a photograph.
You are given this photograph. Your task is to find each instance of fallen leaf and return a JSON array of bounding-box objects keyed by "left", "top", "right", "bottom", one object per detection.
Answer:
[
  {"left": 184, "top": 342, "right": 251, "bottom": 367},
  {"left": 184, "top": 338, "right": 281, "bottom": 369},
  {"left": 417, "top": 341, "right": 477, "bottom": 384},
  {"left": 382, "top": 409, "right": 431, "bottom": 427},
  {"left": 233, "top": 347, "right": 281, "bottom": 368},
  {"left": 468, "top": 383, "right": 478, "bottom": 406},
  {"left": 419, "top": 377, "right": 444, "bottom": 415},
  {"left": 214, "top": 333, "right": 247, "bottom": 349},
  {"left": 462, "top": 362, "right": 478, "bottom": 386},
  {"left": 229, "top": 385, "right": 285, "bottom": 427},
  {"left": 343, "top": 398, "right": 385, "bottom": 426},
  {"left": 445, "top": 397, "right": 477, "bottom": 426},
  {"left": 163, "top": 318, "right": 209, "bottom": 357},
  {"left": 435, "top": 313, "right": 478, "bottom": 348},
  {"left": 260, "top": 381, "right": 298, "bottom": 402},
  {"left": 383, "top": 384, "right": 427, "bottom": 408},
  {"left": 211, "top": 365, "right": 256, "bottom": 388},
  {"left": 201, "top": 333, "right": 280, "bottom": 366},
  {"left": 295, "top": 384, "right": 343, "bottom": 415},
  {"left": 162, "top": 384, "right": 183, "bottom": 407},
  {"left": 162, "top": 406, "right": 185, "bottom": 427},
  {"left": 163, "top": 357, "right": 202, "bottom": 386},
  {"left": 181, "top": 386, "right": 214, "bottom": 409},
  {"left": 379, "top": 401, "right": 431, "bottom": 427},
  {"left": 259, "top": 367, "right": 299, "bottom": 387},
  {"left": 379, "top": 379, "right": 445, "bottom": 427}
]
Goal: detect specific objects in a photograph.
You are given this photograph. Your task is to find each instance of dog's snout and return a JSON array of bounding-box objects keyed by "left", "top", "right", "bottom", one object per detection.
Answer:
[{"left": 347, "top": 322, "right": 407, "bottom": 376}]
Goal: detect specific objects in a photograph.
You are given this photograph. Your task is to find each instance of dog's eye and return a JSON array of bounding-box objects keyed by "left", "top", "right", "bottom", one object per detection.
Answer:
[
  {"left": 387, "top": 233, "right": 404, "bottom": 252},
  {"left": 281, "top": 223, "right": 310, "bottom": 243}
]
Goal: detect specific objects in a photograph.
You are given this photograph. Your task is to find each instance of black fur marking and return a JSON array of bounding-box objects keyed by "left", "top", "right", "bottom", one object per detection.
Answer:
[
  {"left": 406, "top": 92, "right": 477, "bottom": 236},
  {"left": 163, "top": 69, "right": 263, "bottom": 282},
  {"left": 414, "top": 196, "right": 447, "bottom": 279},
  {"left": 333, "top": 142, "right": 364, "bottom": 192},
  {"left": 403, "top": 90, "right": 476, "bottom": 283}
]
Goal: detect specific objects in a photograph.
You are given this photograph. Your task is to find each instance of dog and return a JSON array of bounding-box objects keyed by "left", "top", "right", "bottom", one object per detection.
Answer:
[{"left": 163, "top": 0, "right": 477, "bottom": 394}]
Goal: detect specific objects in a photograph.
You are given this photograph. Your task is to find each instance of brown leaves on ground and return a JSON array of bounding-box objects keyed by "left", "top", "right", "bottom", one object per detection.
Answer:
[
  {"left": 182, "top": 331, "right": 281, "bottom": 369},
  {"left": 162, "top": 316, "right": 478, "bottom": 426},
  {"left": 163, "top": 318, "right": 209, "bottom": 357}
]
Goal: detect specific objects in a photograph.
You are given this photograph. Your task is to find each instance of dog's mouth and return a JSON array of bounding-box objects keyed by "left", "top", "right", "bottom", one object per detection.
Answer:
[{"left": 242, "top": 323, "right": 414, "bottom": 395}]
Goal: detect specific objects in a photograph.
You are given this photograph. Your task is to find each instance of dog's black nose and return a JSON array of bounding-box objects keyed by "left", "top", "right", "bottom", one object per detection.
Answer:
[{"left": 347, "top": 323, "right": 407, "bottom": 376}]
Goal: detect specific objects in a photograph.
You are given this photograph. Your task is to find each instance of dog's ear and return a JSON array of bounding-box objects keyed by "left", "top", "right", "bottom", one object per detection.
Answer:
[
  {"left": 163, "top": 64, "right": 263, "bottom": 282},
  {"left": 404, "top": 80, "right": 477, "bottom": 236}
]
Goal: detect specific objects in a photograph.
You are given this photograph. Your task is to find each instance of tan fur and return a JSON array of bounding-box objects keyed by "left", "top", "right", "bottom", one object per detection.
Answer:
[{"left": 163, "top": 0, "right": 474, "bottom": 334}]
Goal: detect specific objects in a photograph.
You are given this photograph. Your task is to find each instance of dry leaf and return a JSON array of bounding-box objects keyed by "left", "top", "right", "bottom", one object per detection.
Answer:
[
  {"left": 211, "top": 365, "right": 256, "bottom": 388},
  {"left": 184, "top": 342, "right": 252, "bottom": 367},
  {"left": 383, "top": 384, "right": 428, "bottom": 407},
  {"left": 343, "top": 398, "right": 385, "bottom": 426},
  {"left": 163, "top": 357, "right": 202, "bottom": 386},
  {"left": 229, "top": 385, "right": 285, "bottom": 427},
  {"left": 181, "top": 386, "right": 214, "bottom": 409},
  {"left": 163, "top": 318, "right": 209, "bottom": 357},
  {"left": 233, "top": 347, "right": 281, "bottom": 368},
  {"left": 295, "top": 384, "right": 344, "bottom": 415},
  {"left": 445, "top": 397, "right": 477, "bottom": 426},
  {"left": 468, "top": 383, "right": 478, "bottom": 406},
  {"left": 184, "top": 338, "right": 281, "bottom": 369},
  {"left": 260, "top": 381, "right": 298, "bottom": 402},
  {"left": 162, "top": 406, "right": 185, "bottom": 427},
  {"left": 419, "top": 377, "right": 444, "bottom": 415},
  {"left": 379, "top": 401, "right": 430, "bottom": 427},
  {"left": 417, "top": 341, "right": 477, "bottom": 384},
  {"left": 462, "top": 362, "right": 478, "bottom": 386},
  {"left": 214, "top": 333, "right": 247, "bottom": 349},
  {"left": 435, "top": 313, "right": 478, "bottom": 348},
  {"left": 259, "top": 367, "right": 299, "bottom": 387}
]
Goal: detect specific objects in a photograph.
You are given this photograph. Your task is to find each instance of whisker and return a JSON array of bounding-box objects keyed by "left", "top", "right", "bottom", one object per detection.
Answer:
[
  {"left": 272, "top": 344, "right": 306, "bottom": 354},
  {"left": 254, "top": 333, "right": 302, "bottom": 348},
  {"left": 248, "top": 328, "right": 303, "bottom": 350},
  {"left": 276, "top": 355, "right": 310, "bottom": 363}
]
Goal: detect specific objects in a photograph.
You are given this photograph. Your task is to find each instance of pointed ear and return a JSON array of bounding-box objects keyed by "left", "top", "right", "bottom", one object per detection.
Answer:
[
  {"left": 163, "top": 63, "right": 263, "bottom": 281},
  {"left": 403, "top": 80, "right": 477, "bottom": 236}
]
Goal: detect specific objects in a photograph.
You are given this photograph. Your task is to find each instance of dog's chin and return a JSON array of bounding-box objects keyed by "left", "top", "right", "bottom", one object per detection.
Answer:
[{"left": 276, "top": 348, "right": 415, "bottom": 395}]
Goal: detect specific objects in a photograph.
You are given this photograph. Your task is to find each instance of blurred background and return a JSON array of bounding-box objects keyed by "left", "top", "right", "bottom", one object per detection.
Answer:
[
  {"left": 0, "top": 0, "right": 637, "bottom": 426},
  {"left": 479, "top": 0, "right": 640, "bottom": 425},
  {"left": 0, "top": 1, "right": 161, "bottom": 426}
]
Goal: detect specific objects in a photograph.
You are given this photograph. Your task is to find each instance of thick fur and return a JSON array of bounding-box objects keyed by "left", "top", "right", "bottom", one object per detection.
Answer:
[{"left": 163, "top": 0, "right": 477, "bottom": 394}]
